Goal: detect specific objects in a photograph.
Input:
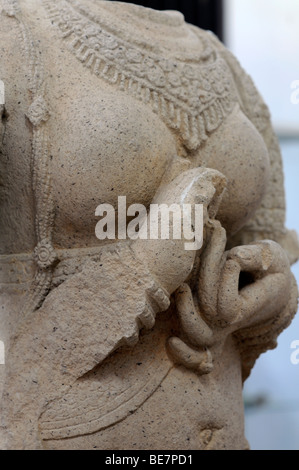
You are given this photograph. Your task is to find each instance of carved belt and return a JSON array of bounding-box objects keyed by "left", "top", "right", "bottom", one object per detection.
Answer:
[{"left": 0, "top": 244, "right": 119, "bottom": 287}]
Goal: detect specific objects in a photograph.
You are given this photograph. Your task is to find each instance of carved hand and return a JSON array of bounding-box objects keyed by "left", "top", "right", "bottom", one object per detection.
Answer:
[
  {"left": 168, "top": 221, "right": 296, "bottom": 375},
  {"left": 132, "top": 167, "right": 227, "bottom": 296},
  {"left": 217, "top": 240, "right": 294, "bottom": 327}
]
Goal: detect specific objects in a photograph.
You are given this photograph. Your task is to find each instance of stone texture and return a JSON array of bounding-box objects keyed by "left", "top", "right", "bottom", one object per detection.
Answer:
[{"left": 0, "top": 0, "right": 298, "bottom": 450}]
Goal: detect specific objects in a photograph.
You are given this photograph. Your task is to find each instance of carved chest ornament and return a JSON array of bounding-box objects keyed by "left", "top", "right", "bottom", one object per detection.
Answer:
[{"left": 43, "top": 0, "right": 238, "bottom": 151}]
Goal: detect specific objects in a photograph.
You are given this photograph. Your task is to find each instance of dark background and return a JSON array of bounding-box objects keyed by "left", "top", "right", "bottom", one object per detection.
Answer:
[{"left": 112, "top": 0, "right": 224, "bottom": 41}]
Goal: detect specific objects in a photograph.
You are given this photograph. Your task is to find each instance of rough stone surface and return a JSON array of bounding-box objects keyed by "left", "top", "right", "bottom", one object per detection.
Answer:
[{"left": 0, "top": 0, "right": 298, "bottom": 450}]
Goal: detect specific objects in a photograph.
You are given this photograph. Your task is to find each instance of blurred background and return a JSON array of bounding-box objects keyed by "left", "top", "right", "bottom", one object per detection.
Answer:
[{"left": 114, "top": 0, "right": 299, "bottom": 450}]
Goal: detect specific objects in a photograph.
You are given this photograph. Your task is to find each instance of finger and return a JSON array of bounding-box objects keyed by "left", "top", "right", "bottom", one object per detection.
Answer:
[
  {"left": 138, "top": 301, "right": 156, "bottom": 331},
  {"left": 255, "top": 240, "right": 290, "bottom": 274},
  {"left": 235, "top": 272, "right": 291, "bottom": 326},
  {"left": 218, "top": 258, "right": 292, "bottom": 328},
  {"left": 227, "top": 245, "right": 268, "bottom": 273},
  {"left": 217, "top": 259, "right": 242, "bottom": 325},
  {"left": 228, "top": 241, "right": 290, "bottom": 275},
  {"left": 198, "top": 220, "right": 227, "bottom": 321},
  {"left": 153, "top": 167, "right": 227, "bottom": 212},
  {"left": 175, "top": 284, "right": 213, "bottom": 347},
  {"left": 180, "top": 169, "right": 227, "bottom": 219},
  {"left": 167, "top": 337, "right": 213, "bottom": 375}
]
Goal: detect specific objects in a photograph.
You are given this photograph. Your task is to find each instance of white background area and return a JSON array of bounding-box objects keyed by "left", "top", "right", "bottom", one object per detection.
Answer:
[
  {"left": 225, "top": 0, "right": 299, "bottom": 135},
  {"left": 225, "top": 0, "right": 299, "bottom": 450}
]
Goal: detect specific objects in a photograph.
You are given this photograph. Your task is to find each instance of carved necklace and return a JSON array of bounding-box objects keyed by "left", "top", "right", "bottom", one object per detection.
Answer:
[{"left": 42, "top": 0, "right": 238, "bottom": 151}]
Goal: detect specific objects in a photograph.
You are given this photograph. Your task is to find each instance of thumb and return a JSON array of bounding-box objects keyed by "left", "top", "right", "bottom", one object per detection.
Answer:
[{"left": 154, "top": 167, "right": 227, "bottom": 214}]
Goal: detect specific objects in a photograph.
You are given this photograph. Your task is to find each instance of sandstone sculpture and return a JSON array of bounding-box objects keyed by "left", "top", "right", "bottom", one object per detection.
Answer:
[{"left": 0, "top": 0, "right": 298, "bottom": 450}]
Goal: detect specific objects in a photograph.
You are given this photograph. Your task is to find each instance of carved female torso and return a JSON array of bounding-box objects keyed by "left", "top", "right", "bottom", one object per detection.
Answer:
[
  {"left": 1, "top": 0, "right": 270, "bottom": 251},
  {"left": 0, "top": 0, "right": 297, "bottom": 450}
]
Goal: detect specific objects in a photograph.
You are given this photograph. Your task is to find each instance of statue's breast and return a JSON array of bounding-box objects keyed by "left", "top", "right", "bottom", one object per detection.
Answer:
[
  {"left": 196, "top": 104, "right": 270, "bottom": 236},
  {"left": 50, "top": 87, "right": 176, "bottom": 248}
]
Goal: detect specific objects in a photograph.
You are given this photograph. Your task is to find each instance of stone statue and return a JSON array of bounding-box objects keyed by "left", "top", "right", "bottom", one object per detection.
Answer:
[{"left": 0, "top": 0, "right": 298, "bottom": 450}]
